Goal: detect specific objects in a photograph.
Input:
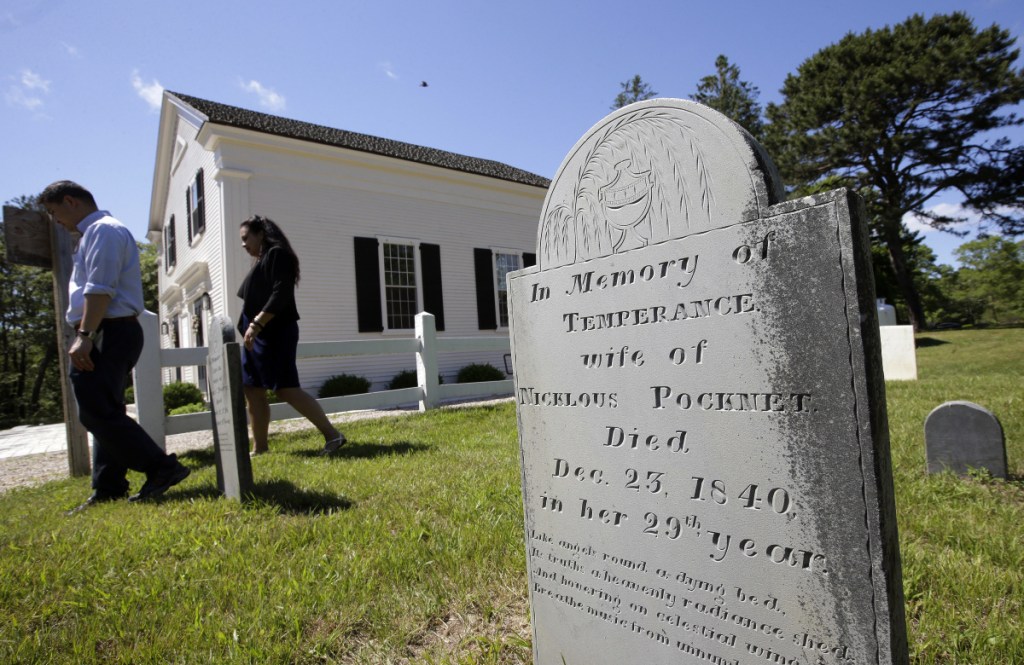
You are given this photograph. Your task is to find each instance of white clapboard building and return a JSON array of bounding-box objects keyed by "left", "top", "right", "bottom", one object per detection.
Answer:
[{"left": 148, "top": 91, "right": 548, "bottom": 392}]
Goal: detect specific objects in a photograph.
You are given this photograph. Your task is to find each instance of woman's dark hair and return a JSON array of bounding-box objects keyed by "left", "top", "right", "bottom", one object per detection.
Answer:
[{"left": 240, "top": 215, "right": 301, "bottom": 284}]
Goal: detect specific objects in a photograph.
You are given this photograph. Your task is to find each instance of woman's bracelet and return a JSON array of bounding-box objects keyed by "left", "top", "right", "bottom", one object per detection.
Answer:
[{"left": 250, "top": 320, "right": 263, "bottom": 331}]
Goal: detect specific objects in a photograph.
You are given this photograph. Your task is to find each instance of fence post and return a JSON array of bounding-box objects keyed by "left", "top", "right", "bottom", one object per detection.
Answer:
[
  {"left": 416, "top": 312, "right": 439, "bottom": 411},
  {"left": 133, "top": 310, "right": 166, "bottom": 449}
]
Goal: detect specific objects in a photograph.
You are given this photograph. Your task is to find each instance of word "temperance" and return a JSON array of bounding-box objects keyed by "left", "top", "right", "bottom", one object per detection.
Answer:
[{"left": 563, "top": 294, "right": 755, "bottom": 333}]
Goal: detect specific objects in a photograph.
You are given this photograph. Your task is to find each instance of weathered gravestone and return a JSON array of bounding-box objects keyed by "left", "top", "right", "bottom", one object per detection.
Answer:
[
  {"left": 508, "top": 99, "right": 908, "bottom": 665},
  {"left": 925, "top": 401, "right": 1007, "bottom": 479},
  {"left": 206, "top": 316, "right": 254, "bottom": 500}
]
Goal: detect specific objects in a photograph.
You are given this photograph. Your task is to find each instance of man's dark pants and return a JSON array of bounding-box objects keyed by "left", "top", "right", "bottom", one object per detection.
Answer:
[{"left": 70, "top": 318, "right": 171, "bottom": 496}]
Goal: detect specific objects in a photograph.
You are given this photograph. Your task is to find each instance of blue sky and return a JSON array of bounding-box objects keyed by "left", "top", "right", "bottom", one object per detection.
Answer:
[{"left": 2, "top": 0, "right": 1021, "bottom": 266}]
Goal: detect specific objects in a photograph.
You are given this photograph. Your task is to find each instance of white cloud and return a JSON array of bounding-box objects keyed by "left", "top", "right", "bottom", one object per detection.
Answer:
[
  {"left": 131, "top": 70, "right": 164, "bottom": 111},
  {"left": 5, "top": 85, "right": 43, "bottom": 110},
  {"left": 241, "top": 79, "right": 286, "bottom": 111},
  {"left": 61, "top": 42, "right": 81, "bottom": 59},
  {"left": 5, "top": 69, "right": 48, "bottom": 111},
  {"left": 379, "top": 61, "right": 399, "bottom": 80},
  {"left": 903, "top": 202, "right": 983, "bottom": 234},
  {"left": 20, "top": 69, "right": 49, "bottom": 92}
]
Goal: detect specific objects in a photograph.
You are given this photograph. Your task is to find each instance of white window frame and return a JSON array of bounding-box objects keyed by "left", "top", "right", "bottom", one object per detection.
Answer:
[
  {"left": 491, "top": 248, "right": 523, "bottom": 330},
  {"left": 377, "top": 237, "right": 423, "bottom": 332}
]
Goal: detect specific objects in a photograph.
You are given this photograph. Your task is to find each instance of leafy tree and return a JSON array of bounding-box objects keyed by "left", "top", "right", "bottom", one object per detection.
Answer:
[
  {"left": 137, "top": 241, "right": 159, "bottom": 312},
  {"left": 870, "top": 231, "right": 946, "bottom": 324},
  {"left": 765, "top": 13, "right": 1024, "bottom": 330},
  {"left": 918, "top": 261, "right": 968, "bottom": 325},
  {"left": 692, "top": 55, "right": 765, "bottom": 142},
  {"left": 612, "top": 74, "right": 657, "bottom": 109},
  {"left": 952, "top": 235, "right": 1024, "bottom": 323},
  {"left": 0, "top": 195, "right": 63, "bottom": 427}
]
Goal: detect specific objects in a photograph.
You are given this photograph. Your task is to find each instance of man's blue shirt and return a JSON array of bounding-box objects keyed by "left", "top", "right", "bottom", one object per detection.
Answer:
[{"left": 66, "top": 210, "right": 144, "bottom": 324}]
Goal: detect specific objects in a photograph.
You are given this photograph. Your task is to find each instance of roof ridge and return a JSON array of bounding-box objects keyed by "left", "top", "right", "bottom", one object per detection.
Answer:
[{"left": 166, "top": 91, "right": 550, "bottom": 189}]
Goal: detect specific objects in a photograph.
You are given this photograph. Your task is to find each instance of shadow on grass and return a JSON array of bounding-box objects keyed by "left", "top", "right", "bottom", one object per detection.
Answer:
[
  {"left": 162, "top": 484, "right": 223, "bottom": 502},
  {"left": 245, "top": 479, "right": 353, "bottom": 515},
  {"left": 290, "top": 440, "right": 431, "bottom": 461},
  {"left": 155, "top": 480, "right": 352, "bottom": 515},
  {"left": 178, "top": 447, "right": 217, "bottom": 470},
  {"left": 916, "top": 337, "right": 950, "bottom": 348}
]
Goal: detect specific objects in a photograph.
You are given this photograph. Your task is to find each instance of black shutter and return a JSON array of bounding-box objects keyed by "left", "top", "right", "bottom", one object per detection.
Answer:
[
  {"left": 474, "top": 248, "right": 497, "bottom": 330},
  {"left": 166, "top": 215, "right": 176, "bottom": 269},
  {"left": 420, "top": 243, "right": 445, "bottom": 332},
  {"left": 185, "top": 187, "right": 193, "bottom": 244},
  {"left": 195, "top": 169, "right": 206, "bottom": 234},
  {"left": 523, "top": 252, "right": 536, "bottom": 268},
  {"left": 354, "top": 237, "right": 383, "bottom": 332}
]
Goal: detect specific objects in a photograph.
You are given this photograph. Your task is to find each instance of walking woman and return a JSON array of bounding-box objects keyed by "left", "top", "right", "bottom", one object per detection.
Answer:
[{"left": 237, "top": 215, "right": 346, "bottom": 456}]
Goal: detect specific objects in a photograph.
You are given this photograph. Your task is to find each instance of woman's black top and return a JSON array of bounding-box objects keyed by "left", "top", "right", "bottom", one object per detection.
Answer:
[{"left": 237, "top": 246, "right": 300, "bottom": 334}]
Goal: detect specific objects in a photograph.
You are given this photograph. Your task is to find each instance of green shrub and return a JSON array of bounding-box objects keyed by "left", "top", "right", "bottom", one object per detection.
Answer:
[
  {"left": 387, "top": 370, "right": 444, "bottom": 390},
  {"left": 318, "top": 373, "right": 371, "bottom": 398},
  {"left": 456, "top": 363, "right": 504, "bottom": 383},
  {"left": 168, "top": 402, "right": 206, "bottom": 416},
  {"left": 163, "top": 381, "right": 205, "bottom": 415},
  {"left": 388, "top": 370, "right": 418, "bottom": 390},
  {"left": 124, "top": 386, "right": 135, "bottom": 404},
  {"left": 387, "top": 368, "right": 444, "bottom": 389},
  {"left": 266, "top": 389, "right": 284, "bottom": 403}
]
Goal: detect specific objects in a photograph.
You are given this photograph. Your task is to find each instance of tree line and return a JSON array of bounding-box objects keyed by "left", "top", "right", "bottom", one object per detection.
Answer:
[{"left": 613, "top": 12, "right": 1023, "bottom": 331}]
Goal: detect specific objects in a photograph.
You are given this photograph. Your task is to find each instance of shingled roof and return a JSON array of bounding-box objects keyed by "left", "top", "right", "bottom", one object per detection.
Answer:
[{"left": 168, "top": 92, "right": 550, "bottom": 189}]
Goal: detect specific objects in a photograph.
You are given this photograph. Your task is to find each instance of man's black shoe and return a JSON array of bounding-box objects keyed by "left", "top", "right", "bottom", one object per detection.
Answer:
[
  {"left": 66, "top": 491, "right": 127, "bottom": 515},
  {"left": 129, "top": 455, "right": 191, "bottom": 502}
]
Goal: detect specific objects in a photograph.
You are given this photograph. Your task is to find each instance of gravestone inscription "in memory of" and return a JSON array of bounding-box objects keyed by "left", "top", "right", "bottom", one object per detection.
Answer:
[{"left": 508, "top": 100, "right": 908, "bottom": 665}]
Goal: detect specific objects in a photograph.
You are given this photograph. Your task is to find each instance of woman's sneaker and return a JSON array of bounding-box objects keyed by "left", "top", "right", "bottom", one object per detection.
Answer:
[{"left": 321, "top": 434, "right": 348, "bottom": 456}]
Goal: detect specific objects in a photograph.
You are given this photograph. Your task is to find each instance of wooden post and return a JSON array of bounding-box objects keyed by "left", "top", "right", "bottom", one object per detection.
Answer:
[
  {"left": 415, "top": 312, "right": 439, "bottom": 412},
  {"left": 49, "top": 218, "right": 91, "bottom": 476}
]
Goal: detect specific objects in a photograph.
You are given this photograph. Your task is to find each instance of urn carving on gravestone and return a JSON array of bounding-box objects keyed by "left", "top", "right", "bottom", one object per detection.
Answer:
[{"left": 509, "top": 99, "right": 908, "bottom": 665}]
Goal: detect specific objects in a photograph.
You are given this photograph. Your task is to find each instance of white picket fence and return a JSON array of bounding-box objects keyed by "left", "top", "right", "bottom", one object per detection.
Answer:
[{"left": 131, "top": 311, "right": 513, "bottom": 448}]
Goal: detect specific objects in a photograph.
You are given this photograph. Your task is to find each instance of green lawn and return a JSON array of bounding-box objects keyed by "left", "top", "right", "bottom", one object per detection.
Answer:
[
  {"left": 887, "top": 328, "right": 1023, "bottom": 663},
  {"left": 0, "top": 328, "right": 1021, "bottom": 663}
]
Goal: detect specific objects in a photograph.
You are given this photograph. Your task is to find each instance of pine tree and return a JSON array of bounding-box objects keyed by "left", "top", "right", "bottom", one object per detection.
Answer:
[
  {"left": 612, "top": 75, "right": 657, "bottom": 109},
  {"left": 766, "top": 13, "right": 1024, "bottom": 329},
  {"left": 692, "top": 55, "right": 765, "bottom": 142}
]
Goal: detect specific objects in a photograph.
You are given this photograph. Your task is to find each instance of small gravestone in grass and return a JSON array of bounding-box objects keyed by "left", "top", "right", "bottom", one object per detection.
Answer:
[
  {"left": 925, "top": 401, "right": 1007, "bottom": 479},
  {"left": 508, "top": 99, "right": 908, "bottom": 665},
  {"left": 206, "top": 316, "right": 253, "bottom": 500}
]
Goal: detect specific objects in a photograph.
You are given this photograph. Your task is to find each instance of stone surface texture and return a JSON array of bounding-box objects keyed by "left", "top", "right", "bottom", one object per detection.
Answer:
[
  {"left": 510, "top": 99, "right": 907, "bottom": 665},
  {"left": 207, "top": 317, "right": 254, "bottom": 500}
]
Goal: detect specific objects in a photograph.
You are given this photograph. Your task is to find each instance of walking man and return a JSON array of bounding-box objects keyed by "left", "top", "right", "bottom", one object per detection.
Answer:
[{"left": 40, "top": 181, "right": 190, "bottom": 511}]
